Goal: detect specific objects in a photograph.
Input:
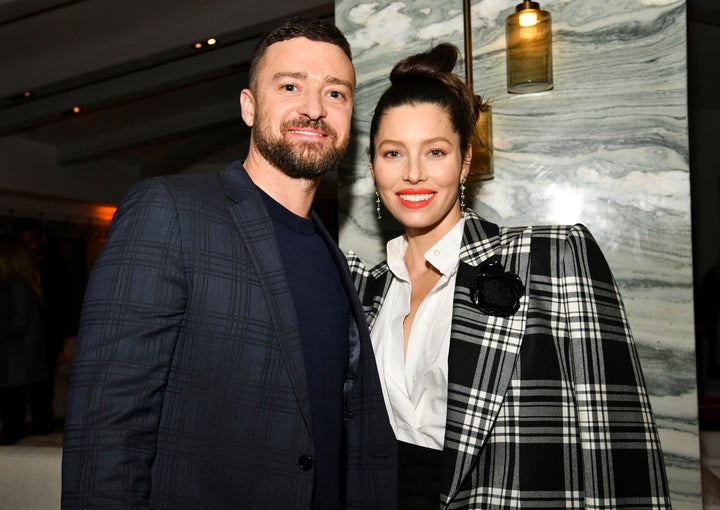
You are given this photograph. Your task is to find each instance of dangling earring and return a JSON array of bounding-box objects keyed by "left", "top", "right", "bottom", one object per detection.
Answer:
[
  {"left": 459, "top": 178, "right": 467, "bottom": 216},
  {"left": 375, "top": 190, "right": 382, "bottom": 220}
]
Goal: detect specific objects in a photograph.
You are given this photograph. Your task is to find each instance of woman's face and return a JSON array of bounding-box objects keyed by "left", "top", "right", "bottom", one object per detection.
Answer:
[{"left": 371, "top": 102, "right": 470, "bottom": 238}]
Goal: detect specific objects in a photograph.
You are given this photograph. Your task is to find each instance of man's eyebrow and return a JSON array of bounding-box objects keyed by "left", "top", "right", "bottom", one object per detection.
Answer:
[
  {"left": 272, "top": 72, "right": 354, "bottom": 91},
  {"left": 272, "top": 71, "right": 307, "bottom": 81},
  {"left": 326, "top": 76, "right": 354, "bottom": 91}
]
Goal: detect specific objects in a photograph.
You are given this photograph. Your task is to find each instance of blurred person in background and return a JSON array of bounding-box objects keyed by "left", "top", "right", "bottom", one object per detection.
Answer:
[
  {"left": 0, "top": 236, "right": 50, "bottom": 444},
  {"left": 13, "top": 217, "right": 76, "bottom": 434}
]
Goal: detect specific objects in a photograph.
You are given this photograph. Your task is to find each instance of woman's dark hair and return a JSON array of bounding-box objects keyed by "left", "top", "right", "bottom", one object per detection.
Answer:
[
  {"left": 368, "top": 43, "right": 482, "bottom": 161},
  {"left": 249, "top": 17, "right": 353, "bottom": 92}
]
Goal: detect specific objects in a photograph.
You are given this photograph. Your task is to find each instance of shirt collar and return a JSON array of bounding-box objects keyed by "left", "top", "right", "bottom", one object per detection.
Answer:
[{"left": 386, "top": 218, "right": 465, "bottom": 282}]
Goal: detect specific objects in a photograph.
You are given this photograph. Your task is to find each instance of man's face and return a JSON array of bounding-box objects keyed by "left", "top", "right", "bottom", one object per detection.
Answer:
[{"left": 241, "top": 37, "right": 355, "bottom": 179}]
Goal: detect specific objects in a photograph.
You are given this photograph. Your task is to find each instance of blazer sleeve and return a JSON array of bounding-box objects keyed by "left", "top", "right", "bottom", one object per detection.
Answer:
[
  {"left": 62, "top": 178, "right": 187, "bottom": 508},
  {"left": 561, "top": 224, "right": 671, "bottom": 507}
]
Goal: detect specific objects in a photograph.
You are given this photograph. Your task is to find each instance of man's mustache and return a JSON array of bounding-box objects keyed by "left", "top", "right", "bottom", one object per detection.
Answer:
[{"left": 281, "top": 119, "right": 337, "bottom": 140}]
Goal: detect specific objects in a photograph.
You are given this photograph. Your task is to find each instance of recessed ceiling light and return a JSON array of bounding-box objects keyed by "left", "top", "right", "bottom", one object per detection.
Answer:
[
  {"left": 207, "top": 38, "right": 217, "bottom": 45},
  {"left": 72, "top": 106, "right": 81, "bottom": 113},
  {"left": 194, "top": 42, "right": 202, "bottom": 49}
]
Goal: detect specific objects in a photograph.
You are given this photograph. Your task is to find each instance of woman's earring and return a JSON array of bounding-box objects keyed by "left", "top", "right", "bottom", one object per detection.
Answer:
[
  {"left": 459, "top": 179, "right": 466, "bottom": 215},
  {"left": 375, "top": 190, "right": 382, "bottom": 220}
]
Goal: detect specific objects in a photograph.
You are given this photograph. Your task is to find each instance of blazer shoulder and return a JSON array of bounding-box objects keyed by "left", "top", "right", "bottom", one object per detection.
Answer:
[
  {"left": 524, "top": 223, "right": 604, "bottom": 258},
  {"left": 121, "top": 172, "right": 224, "bottom": 209},
  {"left": 159, "top": 172, "right": 225, "bottom": 202},
  {"left": 463, "top": 210, "right": 594, "bottom": 244},
  {"left": 510, "top": 223, "right": 599, "bottom": 256},
  {"left": 517, "top": 223, "right": 593, "bottom": 238},
  {"left": 149, "top": 160, "right": 244, "bottom": 202}
]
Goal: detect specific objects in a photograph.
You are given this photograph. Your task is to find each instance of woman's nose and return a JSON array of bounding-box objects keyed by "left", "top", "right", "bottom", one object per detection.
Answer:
[{"left": 403, "top": 158, "right": 425, "bottom": 183}]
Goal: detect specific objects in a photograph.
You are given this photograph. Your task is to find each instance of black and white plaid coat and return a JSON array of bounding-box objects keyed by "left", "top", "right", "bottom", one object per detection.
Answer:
[{"left": 347, "top": 210, "right": 671, "bottom": 509}]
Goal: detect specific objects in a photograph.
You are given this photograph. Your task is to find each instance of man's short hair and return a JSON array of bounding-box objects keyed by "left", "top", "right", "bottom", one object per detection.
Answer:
[{"left": 248, "top": 17, "right": 352, "bottom": 92}]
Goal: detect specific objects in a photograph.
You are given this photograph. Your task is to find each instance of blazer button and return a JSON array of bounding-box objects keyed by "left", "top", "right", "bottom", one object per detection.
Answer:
[{"left": 298, "top": 455, "right": 313, "bottom": 471}]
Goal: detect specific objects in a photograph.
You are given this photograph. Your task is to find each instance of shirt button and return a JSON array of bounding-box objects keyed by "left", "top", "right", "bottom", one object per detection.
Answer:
[
  {"left": 433, "top": 249, "right": 441, "bottom": 256},
  {"left": 298, "top": 455, "right": 313, "bottom": 471},
  {"left": 412, "top": 374, "right": 417, "bottom": 383}
]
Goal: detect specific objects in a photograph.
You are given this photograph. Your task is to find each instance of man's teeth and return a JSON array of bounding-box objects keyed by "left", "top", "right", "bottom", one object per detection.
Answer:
[{"left": 399, "top": 193, "right": 433, "bottom": 202}]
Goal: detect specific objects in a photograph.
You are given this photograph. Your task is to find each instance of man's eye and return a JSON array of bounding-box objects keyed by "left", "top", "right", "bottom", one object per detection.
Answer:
[
  {"left": 329, "top": 90, "right": 343, "bottom": 99},
  {"left": 283, "top": 84, "right": 296, "bottom": 92}
]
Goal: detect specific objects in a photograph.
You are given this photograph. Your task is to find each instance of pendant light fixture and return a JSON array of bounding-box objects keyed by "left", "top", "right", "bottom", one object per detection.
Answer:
[{"left": 506, "top": 0, "right": 553, "bottom": 94}]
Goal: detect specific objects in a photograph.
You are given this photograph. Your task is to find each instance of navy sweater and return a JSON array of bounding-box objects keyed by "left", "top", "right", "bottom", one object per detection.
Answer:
[{"left": 261, "top": 190, "right": 349, "bottom": 510}]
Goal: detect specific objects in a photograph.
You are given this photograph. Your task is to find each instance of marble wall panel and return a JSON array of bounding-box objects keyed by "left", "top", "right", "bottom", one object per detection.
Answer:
[{"left": 336, "top": 0, "right": 699, "bottom": 507}]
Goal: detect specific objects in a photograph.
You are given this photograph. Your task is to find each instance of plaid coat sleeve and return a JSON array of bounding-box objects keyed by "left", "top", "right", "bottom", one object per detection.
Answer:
[
  {"left": 560, "top": 224, "right": 670, "bottom": 507},
  {"left": 441, "top": 214, "right": 671, "bottom": 509}
]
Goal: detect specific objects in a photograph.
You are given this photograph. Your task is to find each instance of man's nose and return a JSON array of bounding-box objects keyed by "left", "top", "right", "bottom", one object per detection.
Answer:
[{"left": 298, "top": 91, "right": 327, "bottom": 120}]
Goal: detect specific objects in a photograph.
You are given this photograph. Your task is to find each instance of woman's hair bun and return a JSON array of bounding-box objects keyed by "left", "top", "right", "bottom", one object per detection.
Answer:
[
  {"left": 389, "top": 43, "right": 459, "bottom": 85},
  {"left": 368, "top": 42, "right": 483, "bottom": 164}
]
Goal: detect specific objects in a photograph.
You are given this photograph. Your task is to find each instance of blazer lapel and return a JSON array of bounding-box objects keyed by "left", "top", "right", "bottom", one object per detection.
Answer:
[
  {"left": 311, "top": 214, "right": 365, "bottom": 407},
  {"left": 363, "top": 267, "right": 392, "bottom": 332},
  {"left": 220, "top": 165, "right": 313, "bottom": 432},
  {"left": 442, "top": 215, "right": 532, "bottom": 503}
]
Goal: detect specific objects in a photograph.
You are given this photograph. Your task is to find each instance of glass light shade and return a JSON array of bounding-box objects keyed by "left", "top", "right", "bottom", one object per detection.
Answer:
[
  {"left": 506, "top": 1, "right": 553, "bottom": 94},
  {"left": 468, "top": 102, "right": 494, "bottom": 182}
]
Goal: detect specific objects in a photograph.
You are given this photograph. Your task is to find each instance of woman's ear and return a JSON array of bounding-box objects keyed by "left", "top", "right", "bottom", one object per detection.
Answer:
[
  {"left": 461, "top": 144, "right": 473, "bottom": 181},
  {"left": 239, "top": 89, "right": 255, "bottom": 127},
  {"left": 367, "top": 148, "right": 375, "bottom": 180}
]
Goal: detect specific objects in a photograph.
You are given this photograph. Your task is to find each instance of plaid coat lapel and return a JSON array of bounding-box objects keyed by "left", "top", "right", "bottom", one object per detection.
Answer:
[
  {"left": 349, "top": 256, "right": 393, "bottom": 332},
  {"left": 441, "top": 212, "right": 533, "bottom": 504}
]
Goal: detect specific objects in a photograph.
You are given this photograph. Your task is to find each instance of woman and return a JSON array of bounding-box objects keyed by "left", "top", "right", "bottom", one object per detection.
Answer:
[
  {"left": 0, "top": 236, "right": 48, "bottom": 444},
  {"left": 348, "top": 43, "right": 671, "bottom": 509}
]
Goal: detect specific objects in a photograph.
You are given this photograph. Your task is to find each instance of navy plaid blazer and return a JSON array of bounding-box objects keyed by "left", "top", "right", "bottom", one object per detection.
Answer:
[
  {"left": 348, "top": 210, "right": 670, "bottom": 509},
  {"left": 62, "top": 161, "right": 397, "bottom": 509}
]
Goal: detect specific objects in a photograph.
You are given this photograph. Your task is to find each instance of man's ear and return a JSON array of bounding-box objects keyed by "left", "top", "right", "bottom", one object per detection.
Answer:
[{"left": 240, "top": 89, "right": 255, "bottom": 127}]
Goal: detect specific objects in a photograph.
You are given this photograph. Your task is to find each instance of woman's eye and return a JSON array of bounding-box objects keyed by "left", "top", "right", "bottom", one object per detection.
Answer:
[
  {"left": 429, "top": 149, "right": 445, "bottom": 157},
  {"left": 384, "top": 150, "right": 400, "bottom": 158}
]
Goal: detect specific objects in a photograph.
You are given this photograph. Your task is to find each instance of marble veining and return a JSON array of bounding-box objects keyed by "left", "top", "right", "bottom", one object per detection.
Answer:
[{"left": 336, "top": 0, "right": 698, "bottom": 507}]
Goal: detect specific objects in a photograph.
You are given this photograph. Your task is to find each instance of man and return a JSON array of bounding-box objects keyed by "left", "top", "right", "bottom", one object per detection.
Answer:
[{"left": 61, "top": 17, "right": 397, "bottom": 509}]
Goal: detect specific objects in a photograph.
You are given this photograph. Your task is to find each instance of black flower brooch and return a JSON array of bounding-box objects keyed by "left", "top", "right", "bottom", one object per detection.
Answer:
[{"left": 469, "top": 256, "right": 525, "bottom": 317}]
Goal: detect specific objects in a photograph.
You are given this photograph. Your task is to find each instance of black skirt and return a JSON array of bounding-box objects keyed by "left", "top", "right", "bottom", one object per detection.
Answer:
[{"left": 398, "top": 440, "right": 442, "bottom": 510}]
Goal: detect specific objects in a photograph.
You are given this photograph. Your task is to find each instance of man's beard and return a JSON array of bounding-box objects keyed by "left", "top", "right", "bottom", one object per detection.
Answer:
[{"left": 252, "top": 117, "right": 349, "bottom": 179}]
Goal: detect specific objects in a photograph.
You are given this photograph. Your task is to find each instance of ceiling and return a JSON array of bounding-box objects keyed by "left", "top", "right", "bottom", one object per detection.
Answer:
[
  {"left": 0, "top": 0, "right": 717, "bottom": 219},
  {"left": 0, "top": 0, "right": 335, "bottom": 216}
]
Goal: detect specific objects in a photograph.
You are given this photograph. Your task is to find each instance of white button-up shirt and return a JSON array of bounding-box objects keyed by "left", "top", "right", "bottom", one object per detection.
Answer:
[{"left": 371, "top": 218, "right": 465, "bottom": 450}]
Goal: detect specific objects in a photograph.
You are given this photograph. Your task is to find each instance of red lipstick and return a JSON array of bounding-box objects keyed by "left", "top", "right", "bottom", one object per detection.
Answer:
[{"left": 396, "top": 188, "right": 436, "bottom": 209}]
